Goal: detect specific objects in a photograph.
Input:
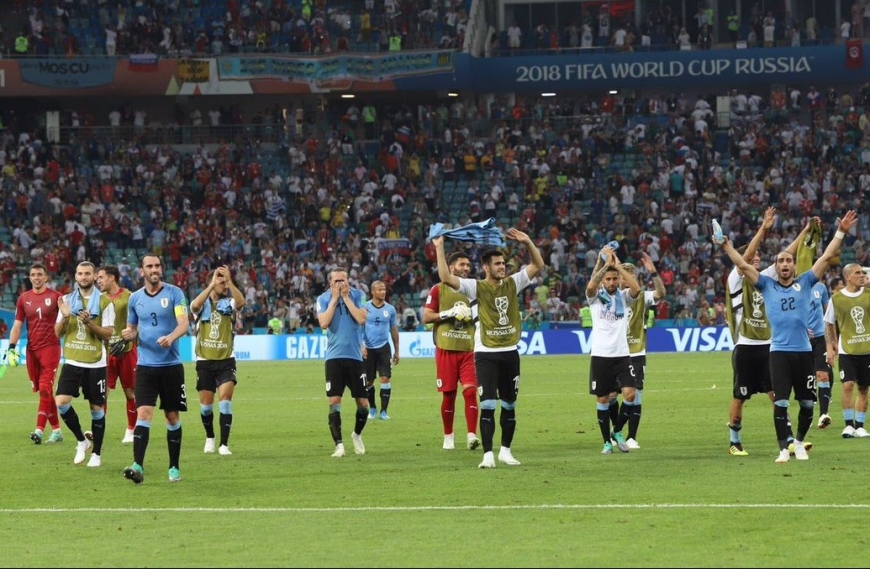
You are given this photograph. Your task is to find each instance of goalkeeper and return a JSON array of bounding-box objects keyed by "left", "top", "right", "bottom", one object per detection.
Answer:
[
  {"left": 5, "top": 264, "right": 65, "bottom": 444},
  {"left": 422, "top": 250, "right": 480, "bottom": 452},
  {"left": 97, "top": 266, "right": 139, "bottom": 445},
  {"left": 433, "top": 228, "right": 545, "bottom": 469}
]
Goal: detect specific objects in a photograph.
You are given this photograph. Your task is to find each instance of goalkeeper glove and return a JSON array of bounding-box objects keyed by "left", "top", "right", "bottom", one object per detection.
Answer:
[
  {"left": 5, "top": 345, "right": 20, "bottom": 367},
  {"left": 440, "top": 304, "right": 472, "bottom": 323},
  {"left": 439, "top": 307, "right": 458, "bottom": 321},
  {"left": 109, "top": 340, "right": 130, "bottom": 357}
]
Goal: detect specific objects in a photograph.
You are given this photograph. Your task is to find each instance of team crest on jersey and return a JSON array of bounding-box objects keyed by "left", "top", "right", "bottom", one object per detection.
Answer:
[
  {"left": 161, "top": 298, "right": 169, "bottom": 308},
  {"left": 383, "top": 310, "right": 389, "bottom": 317},
  {"left": 45, "top": 298, "right": 51, "bottom": 306},
  {"left": 792, "top": 284, "right": 801, "bottom": 292}
]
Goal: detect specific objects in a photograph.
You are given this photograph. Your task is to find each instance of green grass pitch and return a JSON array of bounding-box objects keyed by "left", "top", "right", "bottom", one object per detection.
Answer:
[{"left": 1, "top": 352, "right": 868, "bottom": 567}]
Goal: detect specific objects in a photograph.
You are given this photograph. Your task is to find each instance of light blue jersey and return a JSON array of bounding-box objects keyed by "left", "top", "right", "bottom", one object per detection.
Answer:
[
  {"left": 756, "top": 271, "right": 817, "bottom": 352},
  {"left": 128, "top": 284, "right": 189, "bottom": 366},
  {"left": 316, "top": 288, "right": 366, "bottom": 361},
  {"left": 808, "top": 281, "right": 829, "bottom": 338},
  {"left": 363, "top": 301, "right": 397, "bottom": 349}
]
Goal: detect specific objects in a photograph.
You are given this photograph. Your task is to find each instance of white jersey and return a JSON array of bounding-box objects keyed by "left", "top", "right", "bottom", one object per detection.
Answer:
[
  {"left": 586, "top": 288, "right": 638, "bottom": 357},
  {"left": 728, "top": 264, "right": 776, "bottom": 345}
]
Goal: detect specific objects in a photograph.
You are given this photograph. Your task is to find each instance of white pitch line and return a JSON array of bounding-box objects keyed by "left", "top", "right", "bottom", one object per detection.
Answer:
[{"left": 2, "top": 503, "right": 870, "bottom": 514}]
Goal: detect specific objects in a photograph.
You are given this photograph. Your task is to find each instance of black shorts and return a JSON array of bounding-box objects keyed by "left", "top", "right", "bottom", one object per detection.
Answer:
[
  {"left": 135, "top": 364, "right": 188, "bottom": 412},
  {"left": 589, "top": 355, "right": 634, "bottom": 397},
  {"left": 732, "top": 344, "right": 772, "bottom": 400},
  {"left": 325, "top": 358, "right": 368, "bottom": 399},
  {"left": 195, "top": 358, "right": 238, "bottom": 393},
  {"left": 811, "top": 336, "right": 832, "bottom": 375},
  {"left": 364, "top": 344, "right": 392, "bottom": 382},
  {"left": 474, "top": 350, "right": 520, "bottom": 403},
  {"left": 56, "top": 364, "right": 107, "bottom": 406},
  {"left": 837, "top": 353, "right": 870, "bottom": 388},
  {"left": 628, "top": 355, "right": 646, "bottom": 391},
  {"left": 769, "top": 351, "right": 817, "bottom": 402}
]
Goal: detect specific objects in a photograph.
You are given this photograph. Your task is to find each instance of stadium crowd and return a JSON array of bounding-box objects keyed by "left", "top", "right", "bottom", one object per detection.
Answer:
[
  {"left": 2, "top": 79, "right": 870, "bottom": 335},
  {"left": 5, "top": 0, "right": 864, "bottom": 59},
  {"left": 4, "top": 0, "right": 473, "bottom": 57}
]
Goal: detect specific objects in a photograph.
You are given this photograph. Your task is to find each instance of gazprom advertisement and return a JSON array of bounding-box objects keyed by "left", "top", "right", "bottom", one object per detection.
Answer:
[{"left": 1, "top": 328, "right": 734, "bottom": 364}]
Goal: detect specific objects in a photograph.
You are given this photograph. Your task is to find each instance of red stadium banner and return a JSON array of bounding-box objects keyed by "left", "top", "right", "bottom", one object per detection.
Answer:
[{"left": 846, "top": 39, "right": 864, "bottom": 69}]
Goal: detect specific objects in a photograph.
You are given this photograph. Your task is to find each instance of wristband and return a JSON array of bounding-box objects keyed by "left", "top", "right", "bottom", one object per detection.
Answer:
[
  {"left": 835, "top": 230, "right": 845, "bottom": 240},
  {"left": 8, "top": 343, "right": 15, "bottom": 350},
  {"left": 649, "top": 271, "right": 658, "bottom": 276}
]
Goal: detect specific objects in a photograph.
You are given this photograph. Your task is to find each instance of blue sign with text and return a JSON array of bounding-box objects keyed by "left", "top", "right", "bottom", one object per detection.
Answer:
[
  {"left": 440, "top": 45, "right": 864, "bottom": 93},
  {"left": 19, "top": 58, "right": 116, "bottom": 89}
]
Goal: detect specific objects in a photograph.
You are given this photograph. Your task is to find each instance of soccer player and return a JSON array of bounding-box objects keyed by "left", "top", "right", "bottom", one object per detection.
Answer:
[
  {"left": 716, "top": 210, "right": 858, "bottom": 463},
  {"left": 618, "top": 253, "right": 665, "bottom": 449},
  {"left": 121, "top": 255, "right": 191, "bottom": 484},
  {"left": 54, "top": 262, "right": 115, "bottom": 467},
  {"left": 96, "top": 265, "right": 138, "bottom": 444},
  {"left": 724, "top": 208, "right": 776, "bottom": 456},
  {"left": 824, "top": 264, "right": 870, "bottom": 439},
  {"left": 317, "top": 267, "right": 369, "bottom": 458},
  {"left": 433, "top": 228, "right": 544, "bottom": 469},
  {"left": 586, "top": 245, "right": 641, "bottom": 455},
  {"left": 422, "top": 249, "right": 480, "bottom": 451},
  {"left": 6, "top": 264, "right": 64, "bottom": 444},
  {"left": 724, "top": 208, "right": 813, "bottom": 456},
  {"left": 809, "top": 272, "right": 833, "bottom": 430},
  {"left": 362, "top": 280, "right": 399, "bottom": 421},
  {"left": 190, "top": 266, "right": 245, "bottom": 456}
]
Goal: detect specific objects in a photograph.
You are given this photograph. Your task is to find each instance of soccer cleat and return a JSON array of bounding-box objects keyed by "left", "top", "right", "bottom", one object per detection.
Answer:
[
  {"left": 843, "top": 426, "right": 857, "bottom": 438},
  {"left": 443, "top": 433, "right": 455, "bottom": 450},
  {"left": 168, "top": 467, "right": 181, "bottom": 482},
  {"left": 728, "top": 443, "right": 749, "bottom": 456},
  {"left": 612, "top": 431, "right": 630, "bottom": 453},
  {"left": 855, "top": 427, "right": 870, "bottom": 438},
  {"left": 478, "top": 451, "right": 496, "bottom": 468},
  {"left": 817, "top": 414, "right": 832, "bottom": 429},
  {"left": 793, "top": 441, "right": 809, "bottom": 460},
  {"left": 601, "top": 442, "right": 614, "bottom": 455},
  {"left": 466, "top": 432, "right": 480, "bottom": 450},
  {"left": 87, "top": 453, "right": 101, "bottom": 468},
  {"left": 204, "top": 438, "right": 215, "bottom": 453},
  {"left": 626, "top": 438, "right": 641, "bottom": 450},
  {"left": 787, "top": 441, "right": 813, "bottom": 455},
  {"left": 775, "top": 449, "right": 790, "bottom": 463},
  {"left": 73, "top": 438, "right": 92, "bottom": 465},
  {"left": 379, "top": 410, "right": 390, "bottom": 420},
  {"left": 351, "top": 432, "right": 365, "bottom": 455},
  {"left": 368, "top": 408, "right": 377, "bottom": 420},
  {"left": 218, "top": 445, "right": 232, "bottom": 456},
  {"left": 124, "top": 463, "right": 144, "bottom": 484},
  {"left": 47, "top": 430, "right": 63, "bottom": 444},
  {"left": 331, "top": 443, "right": 346, "bottom": 458},
  {"left": 122, "top": 429, "right": 135, "bottom": 444},
  {"left": 497, "top": 447, "right": 521, "bottom": 466},
  {"left": 29, "top": 430, "right": 43, "bottom": 444}
]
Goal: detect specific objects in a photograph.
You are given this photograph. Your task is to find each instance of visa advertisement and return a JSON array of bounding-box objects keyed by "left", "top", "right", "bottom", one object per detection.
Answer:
[{"left": 0, "top": 328, "right": 735, "bottom": 365}]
